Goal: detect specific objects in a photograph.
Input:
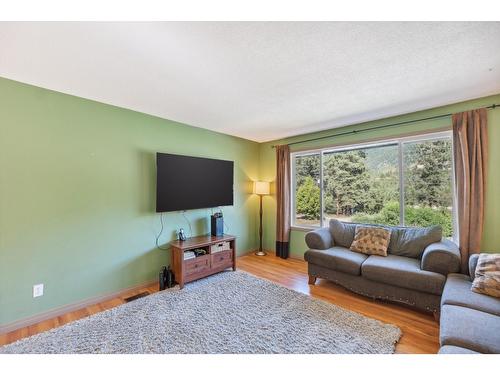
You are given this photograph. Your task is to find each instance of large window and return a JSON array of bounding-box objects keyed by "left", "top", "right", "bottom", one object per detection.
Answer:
[{"left": 291, "top": 131, "right": 456, "bottom": 238}]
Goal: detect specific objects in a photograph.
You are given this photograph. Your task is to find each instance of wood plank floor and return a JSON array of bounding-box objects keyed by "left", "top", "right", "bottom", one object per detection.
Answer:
[
  {"left": 0, "top": 283, "right": 160, "bottom": 347},
  {"left": 0, "top": 253, "right": 439, "bottom": 353}
]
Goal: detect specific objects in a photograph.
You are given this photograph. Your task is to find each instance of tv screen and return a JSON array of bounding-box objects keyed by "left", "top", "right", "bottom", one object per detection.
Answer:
[{"left": 156, "top": 153, "right": 234, "bottom": 212}]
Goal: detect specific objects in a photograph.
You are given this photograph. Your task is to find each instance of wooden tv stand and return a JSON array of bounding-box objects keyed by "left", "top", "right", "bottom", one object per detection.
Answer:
[{"left": 170, "top": 234, "right": 236, "bottom": 289}]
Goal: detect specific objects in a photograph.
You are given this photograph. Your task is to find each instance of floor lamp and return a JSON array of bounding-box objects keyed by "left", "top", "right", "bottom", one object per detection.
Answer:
[{"left": 254, "top": 181, "right": 270, "bottom": 256}]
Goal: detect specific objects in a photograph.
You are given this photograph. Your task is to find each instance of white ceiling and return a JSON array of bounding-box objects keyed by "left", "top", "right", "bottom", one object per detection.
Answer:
[{"left": 0, "top": 22, "right": 499, "bottom": 142}]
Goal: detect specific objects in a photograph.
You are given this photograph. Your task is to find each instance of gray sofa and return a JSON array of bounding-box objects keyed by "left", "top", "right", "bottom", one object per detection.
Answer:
[
  {"left": 438, "top": 254, "right": 500, "bottom": 354},
  {"left": 304, "top": 219, "right": 461, "bottom": 314}
]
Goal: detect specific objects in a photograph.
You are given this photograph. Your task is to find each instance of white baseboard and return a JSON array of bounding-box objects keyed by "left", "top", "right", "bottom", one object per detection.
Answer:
[{"left": 0, "top": 279, "right": 157, "bottom": 335}]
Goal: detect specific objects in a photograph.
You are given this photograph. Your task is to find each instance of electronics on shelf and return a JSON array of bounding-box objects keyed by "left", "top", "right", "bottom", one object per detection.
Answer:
[
  {"left": 193, "top": 249, "right": 207, "bottom": 257},
  {"left": 211, "top": 212, "right": 224, "bottom": 236},
  {"left": 183, "top": 248, "right": 208, "bottom": 260}
]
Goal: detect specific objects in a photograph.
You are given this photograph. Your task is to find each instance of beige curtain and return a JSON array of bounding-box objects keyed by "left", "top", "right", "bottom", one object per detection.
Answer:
[
  {"left": 452, "top": 108, "right": 488, "bottom": 273},
  {"left": 275, "top": 145, "right": 291, "bottom": 258}
]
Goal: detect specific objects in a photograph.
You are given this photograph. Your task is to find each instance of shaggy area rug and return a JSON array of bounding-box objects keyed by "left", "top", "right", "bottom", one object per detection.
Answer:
[{"left": 0, "top": 271, "right": 401, "bottom": 354}]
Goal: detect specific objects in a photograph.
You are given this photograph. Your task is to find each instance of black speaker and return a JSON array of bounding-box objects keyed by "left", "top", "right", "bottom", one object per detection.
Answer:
[
  {"left": 159, "top": 266, "right": 167, "bottom": 291},
  {"left": 211, "top": 213, "right": 224, "bottom": 236},
  {"left": 159, "top": 266, "right": 175, "bottom": 290}
]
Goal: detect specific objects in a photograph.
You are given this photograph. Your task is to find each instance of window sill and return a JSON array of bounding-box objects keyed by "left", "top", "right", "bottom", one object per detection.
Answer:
[{"left": 290, "top": 226, "right": 319, "bottom": 232}]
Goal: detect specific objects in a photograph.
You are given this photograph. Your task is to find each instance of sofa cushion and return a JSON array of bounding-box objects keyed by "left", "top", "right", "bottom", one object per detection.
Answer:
[
  {"left": 469, "top": 254, "right": 480, "bottom": 281},
  {"left": 304, "top": 246, "right": 368, "bottom": 276},
  {"left": 329, "top": 220, "right": 357, "bottom": 248},
  {"left": 350, "top": 226, "right": 391, "bottom": 256},
  {"left": 388, "top": 225, "right": 442, "bottom": 259},
  {"left": 471, "top": 253, "right": 500, "bottom": 298},
  {"left": 438, "top": 345, "right": 480, "bottom": 354},
  {"left": 440, "top": 304, "right": 500, "bottom": 354},
  {"left": 361, "top": 254, "right": 446, "bottom": 295},
  {"left": 442, "top": 273, "right": 500, "bottom": 317}
]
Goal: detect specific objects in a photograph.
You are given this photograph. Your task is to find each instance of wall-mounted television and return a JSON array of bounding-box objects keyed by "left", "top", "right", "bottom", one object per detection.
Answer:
[{"left": 156, "top": 153, "right": 234, "bottom": 212}]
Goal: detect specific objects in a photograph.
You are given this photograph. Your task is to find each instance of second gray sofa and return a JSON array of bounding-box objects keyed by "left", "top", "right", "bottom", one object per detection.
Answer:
[
  {"left": 304, "top": 219, "right": 461, "bottom": 314},
  {"left": 438, "top": 254, "right": 500, "bottom": 354}
]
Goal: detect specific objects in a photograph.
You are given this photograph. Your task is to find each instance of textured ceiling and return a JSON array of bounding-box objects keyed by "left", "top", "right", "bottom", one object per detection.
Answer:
[{"left": 1, "top": 22, "right": 499, "bottom": 142}]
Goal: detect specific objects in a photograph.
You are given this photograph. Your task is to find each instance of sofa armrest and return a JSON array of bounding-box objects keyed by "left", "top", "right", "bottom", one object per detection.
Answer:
[
  {"left": 305, "top": 227, "right": 333, "bottom": 250},
  {"left": 421, "top": 239, "right": 460, "bottom": 276},
  {"left": 468, "top": 254, "right": 480, "bottom": 280}
]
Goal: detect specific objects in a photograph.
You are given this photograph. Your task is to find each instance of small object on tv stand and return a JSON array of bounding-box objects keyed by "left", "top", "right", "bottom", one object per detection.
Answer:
[
  {"left": 178, "top": 228, "right": 187, "bottom": 241},
  {"left": 211, "top": 212, "right": 224, "bottom": 237}
]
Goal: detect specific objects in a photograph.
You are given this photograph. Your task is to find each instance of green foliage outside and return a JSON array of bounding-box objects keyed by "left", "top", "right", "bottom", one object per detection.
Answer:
[
  {"left": 404, "top": 140, "right": 453, "bottom": 207},
  {"left": 295, "top": 154, "right": 320, "bottom": 186},
  {"left": 323, "top": 150, "right": 375, "bottom": 216},
  {"left": 296, "top": 176, "right": 320, "bottom": 220},
  {"left": 294, "top": 139, "right": 454, "bottom": 236},
  {"left": 352, "top": 201, "right": 453, "bottom": 237}
]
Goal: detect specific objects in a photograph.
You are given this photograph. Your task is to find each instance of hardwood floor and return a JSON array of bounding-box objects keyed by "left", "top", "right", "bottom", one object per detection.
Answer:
[
  {"left": 0, "top": 253, "right": 439, "bottom": 353},
  {"left": 0, "top": 283, "right": 159, "bottom": 347}
]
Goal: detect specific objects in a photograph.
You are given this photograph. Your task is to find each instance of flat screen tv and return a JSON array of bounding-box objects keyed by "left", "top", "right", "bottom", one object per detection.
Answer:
[{"left": 156, "top": 153, "right": 234, "bottom": 212}]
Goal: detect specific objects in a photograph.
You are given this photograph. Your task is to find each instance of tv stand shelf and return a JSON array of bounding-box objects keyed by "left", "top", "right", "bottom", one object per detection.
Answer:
[{"left": 170, "top": 234, "right": 236, "bottom": 289}]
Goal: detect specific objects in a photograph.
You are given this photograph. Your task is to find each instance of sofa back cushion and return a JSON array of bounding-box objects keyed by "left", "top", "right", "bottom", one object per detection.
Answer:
[
  {"left": 329, "top": 219, "right": 357, "bottom": 248},
  {"left": 329, "top": 219, "right": 442, "bottom": 259},
  {"left": 388, "top": 225, "right": 442, "bottom": 258},
  {"left": 469, "top": 254, "right": 480, "bottom": 281}
]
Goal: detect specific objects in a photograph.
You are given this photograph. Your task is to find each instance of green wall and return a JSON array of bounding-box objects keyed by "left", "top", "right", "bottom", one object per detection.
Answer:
[
  {"left": 259, "top": 93, "right": 500, "bottom": 259},
  {"left": 0, "top": 77, "right": 260, "bottom": 326}
]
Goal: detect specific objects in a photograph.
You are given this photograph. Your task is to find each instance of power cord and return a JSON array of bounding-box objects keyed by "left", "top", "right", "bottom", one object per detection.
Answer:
[
  {"left": 156, "top": 211, "right": 194, "bottom": 250},
  {"left": 155, "top": 212, "right": 169, "bottom": 250},
  {"left": 181, "top": 211, "right": 193, "bottom": 238}
]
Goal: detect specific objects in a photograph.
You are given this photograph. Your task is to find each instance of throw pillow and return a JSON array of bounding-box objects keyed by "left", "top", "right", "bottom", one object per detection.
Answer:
[
  {"left": 350, "top": 226, "right": 391, "bottom": 256},
  {"left": 471, "top": 254, "right": 500, "bottom": 298}
]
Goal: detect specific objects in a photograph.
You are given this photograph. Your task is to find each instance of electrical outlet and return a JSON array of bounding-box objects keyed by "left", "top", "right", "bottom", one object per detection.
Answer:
[{"left": 33, "top": 283, "right": 44, "bottom": 298}]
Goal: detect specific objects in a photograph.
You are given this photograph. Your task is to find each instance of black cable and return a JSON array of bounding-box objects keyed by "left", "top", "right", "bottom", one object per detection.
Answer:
[{"left": 155, "top": 212, "right": 170, "bottom": 250}]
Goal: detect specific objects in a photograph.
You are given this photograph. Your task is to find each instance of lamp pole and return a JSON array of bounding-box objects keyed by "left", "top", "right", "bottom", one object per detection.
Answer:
[{"left": 255, "top": 193, "right": 266, "bottom": 256}]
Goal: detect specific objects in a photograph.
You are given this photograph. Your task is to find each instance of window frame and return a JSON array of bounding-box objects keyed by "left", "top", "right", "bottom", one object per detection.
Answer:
[{"left": 290, "top": 130, "right": 457, "bottom": 241}]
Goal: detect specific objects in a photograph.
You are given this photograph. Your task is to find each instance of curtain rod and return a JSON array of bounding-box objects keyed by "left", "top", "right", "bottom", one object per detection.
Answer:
[{"left": 271, "top": 103, "right": 499, "bottom": 149}]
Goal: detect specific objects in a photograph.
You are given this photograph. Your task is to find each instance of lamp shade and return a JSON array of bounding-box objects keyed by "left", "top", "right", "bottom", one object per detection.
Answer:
[{"left": 254, "top": 181, "right": 270, "bottom": 195}]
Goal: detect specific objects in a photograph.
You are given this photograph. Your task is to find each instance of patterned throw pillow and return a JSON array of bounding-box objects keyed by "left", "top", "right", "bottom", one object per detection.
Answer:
[
  {"left": 471, "top": 254, "right": 500, "bottom": 298},
  {"left": 349, "top": 226, "right": 391, "bottom": 256}
]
